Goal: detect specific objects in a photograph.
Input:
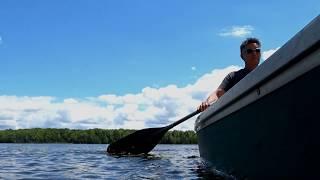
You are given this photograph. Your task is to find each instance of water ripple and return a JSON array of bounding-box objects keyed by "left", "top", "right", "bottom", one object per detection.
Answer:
[{"left": 0, "top": 144, "right": 233, "bottom": 179}]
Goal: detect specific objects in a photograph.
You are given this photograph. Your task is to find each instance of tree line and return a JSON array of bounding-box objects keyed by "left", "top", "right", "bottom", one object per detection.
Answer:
[{"left": 0, "top": 128, "right": 197, "bottom": 144}]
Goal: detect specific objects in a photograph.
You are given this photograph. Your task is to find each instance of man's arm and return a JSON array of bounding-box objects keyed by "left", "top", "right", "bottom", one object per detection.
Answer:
[
  {"left": 206, "top": 88, "right": 225, "bottom": 103},
  {"left": 198, "top": 72, "right": 232, "bottom": 112},
  {"left": 198, "top": 88, "right": 225, "bottom": 112}
]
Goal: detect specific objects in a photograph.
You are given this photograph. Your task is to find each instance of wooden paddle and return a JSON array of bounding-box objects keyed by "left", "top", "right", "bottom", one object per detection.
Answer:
[{"left": 107, "top": 109, "right": 201, "bottom": 155}]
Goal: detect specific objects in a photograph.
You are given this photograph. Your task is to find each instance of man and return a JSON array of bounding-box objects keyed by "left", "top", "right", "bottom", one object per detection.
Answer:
[{"left": 198, "top": 37, "right": 261, "bottom": 112}]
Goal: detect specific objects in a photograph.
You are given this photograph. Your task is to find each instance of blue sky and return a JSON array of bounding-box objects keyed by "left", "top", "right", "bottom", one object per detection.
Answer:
[{"left": 0, "top": 1, "right": 319, "bottom": 130}]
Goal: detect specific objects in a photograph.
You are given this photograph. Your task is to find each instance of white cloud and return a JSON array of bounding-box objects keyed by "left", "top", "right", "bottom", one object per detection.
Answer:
[
  {"left": 262, "top": 47, "right": 280, "bottom": 61},
  {"left": 219, "top": 25, "right": 254, "bottom": 38},
  {"left": 0, "top": 66, "right": 240, "bottom": 130},
  {"left": 63, "top": 98, "right": 78, "bottom": 104}
]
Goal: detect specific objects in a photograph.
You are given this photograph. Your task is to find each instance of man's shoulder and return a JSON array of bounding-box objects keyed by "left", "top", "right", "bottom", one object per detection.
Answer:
[
  {"left": 220, "top": 68, "right": 250, "bottom": 92},
  {"left": 227, "top": 68, "right": 244, "bottom": 77},
  {"left": 225, "top": 68, "right": 249, "bottom": 80},
  {"left": 232, "top": 68, "right": 249, "bottom": 76}
]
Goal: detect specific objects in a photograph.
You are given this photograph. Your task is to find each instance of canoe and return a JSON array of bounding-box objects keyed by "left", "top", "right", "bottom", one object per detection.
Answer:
[{"left": 195, "top": 15, "right": 320, "bottom": 179}]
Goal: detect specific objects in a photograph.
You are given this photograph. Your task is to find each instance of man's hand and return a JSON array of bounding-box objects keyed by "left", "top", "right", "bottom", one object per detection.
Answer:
[
  {"left": 197, "top": 101, "right": 210, "bottom": 112},
  {"left": 198, "top": 88, "right": 223, "bottom": 112}
]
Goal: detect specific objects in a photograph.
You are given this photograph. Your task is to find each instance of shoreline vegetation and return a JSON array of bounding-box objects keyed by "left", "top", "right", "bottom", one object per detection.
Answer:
[{"left": 0, "top": 128, "right": 197, "bottom": 144}]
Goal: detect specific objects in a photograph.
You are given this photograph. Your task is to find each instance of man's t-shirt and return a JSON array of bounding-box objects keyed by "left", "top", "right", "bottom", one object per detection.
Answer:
[{"left": 218, "top": 68, "right": 251, "bottom": 92}]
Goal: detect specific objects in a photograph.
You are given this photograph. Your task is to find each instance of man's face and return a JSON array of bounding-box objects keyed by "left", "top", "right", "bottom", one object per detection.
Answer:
[{"left": 242, "top": 43, "right": 261, "bottom": 67}]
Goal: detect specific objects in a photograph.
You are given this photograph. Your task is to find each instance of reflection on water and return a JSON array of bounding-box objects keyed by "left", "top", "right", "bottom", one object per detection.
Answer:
[{"left": 0, "top": 144, "right": 234, "bottom": 179}]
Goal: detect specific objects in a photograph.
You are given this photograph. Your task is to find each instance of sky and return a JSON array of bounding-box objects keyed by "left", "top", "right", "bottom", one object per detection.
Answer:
[{"left": 0, "top": 1, "right": 319, "bottom": 130}]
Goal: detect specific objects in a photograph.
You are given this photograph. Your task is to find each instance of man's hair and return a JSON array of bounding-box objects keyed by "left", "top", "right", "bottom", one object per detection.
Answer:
[{"left": 240, "top": 37, "right": 261, "bottom": 59}]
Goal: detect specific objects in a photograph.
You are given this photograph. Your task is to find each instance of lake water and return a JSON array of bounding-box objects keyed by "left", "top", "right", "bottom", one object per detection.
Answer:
[{"left": 0, "top": 144, "right": 234, "bottom": 179}]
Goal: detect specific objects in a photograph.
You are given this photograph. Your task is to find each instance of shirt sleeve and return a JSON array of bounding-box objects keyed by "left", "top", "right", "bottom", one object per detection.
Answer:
[{"left": 218, "top": 73, "right": 233, "bottom": 92}]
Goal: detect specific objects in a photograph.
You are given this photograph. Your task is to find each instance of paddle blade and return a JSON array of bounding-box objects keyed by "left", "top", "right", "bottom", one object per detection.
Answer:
[
  {"left": 107, "top": 127, "right": 168, "bottom": 155},
  {"left": 107, "top": 110, "right": 200, "bottom": 155}
]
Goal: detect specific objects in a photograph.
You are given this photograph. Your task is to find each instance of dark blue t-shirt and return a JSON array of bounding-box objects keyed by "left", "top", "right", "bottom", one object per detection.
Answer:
[{"left": 218, "top": 68, "right": 251, "bottom": 92}]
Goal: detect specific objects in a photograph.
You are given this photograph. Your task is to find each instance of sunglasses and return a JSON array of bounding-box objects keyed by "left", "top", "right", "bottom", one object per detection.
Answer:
[{"left": 246, "top": 48, "right": 261, "bottom": 54}]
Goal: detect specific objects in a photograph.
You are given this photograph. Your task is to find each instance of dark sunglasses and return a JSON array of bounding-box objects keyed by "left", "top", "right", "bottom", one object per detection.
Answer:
[{"left": 246, "top": 48, "right": 261, "bottom": 54}]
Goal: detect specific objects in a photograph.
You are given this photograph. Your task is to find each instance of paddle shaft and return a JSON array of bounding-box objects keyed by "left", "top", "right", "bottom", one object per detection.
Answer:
[{"left": 165, "top": 109, "right": 201, "bottom": 130}]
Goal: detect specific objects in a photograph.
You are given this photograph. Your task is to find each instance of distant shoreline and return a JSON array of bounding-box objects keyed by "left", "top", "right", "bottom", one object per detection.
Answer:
[{"left": 0, "top": 128, "right": 197, "bottom": 144}]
